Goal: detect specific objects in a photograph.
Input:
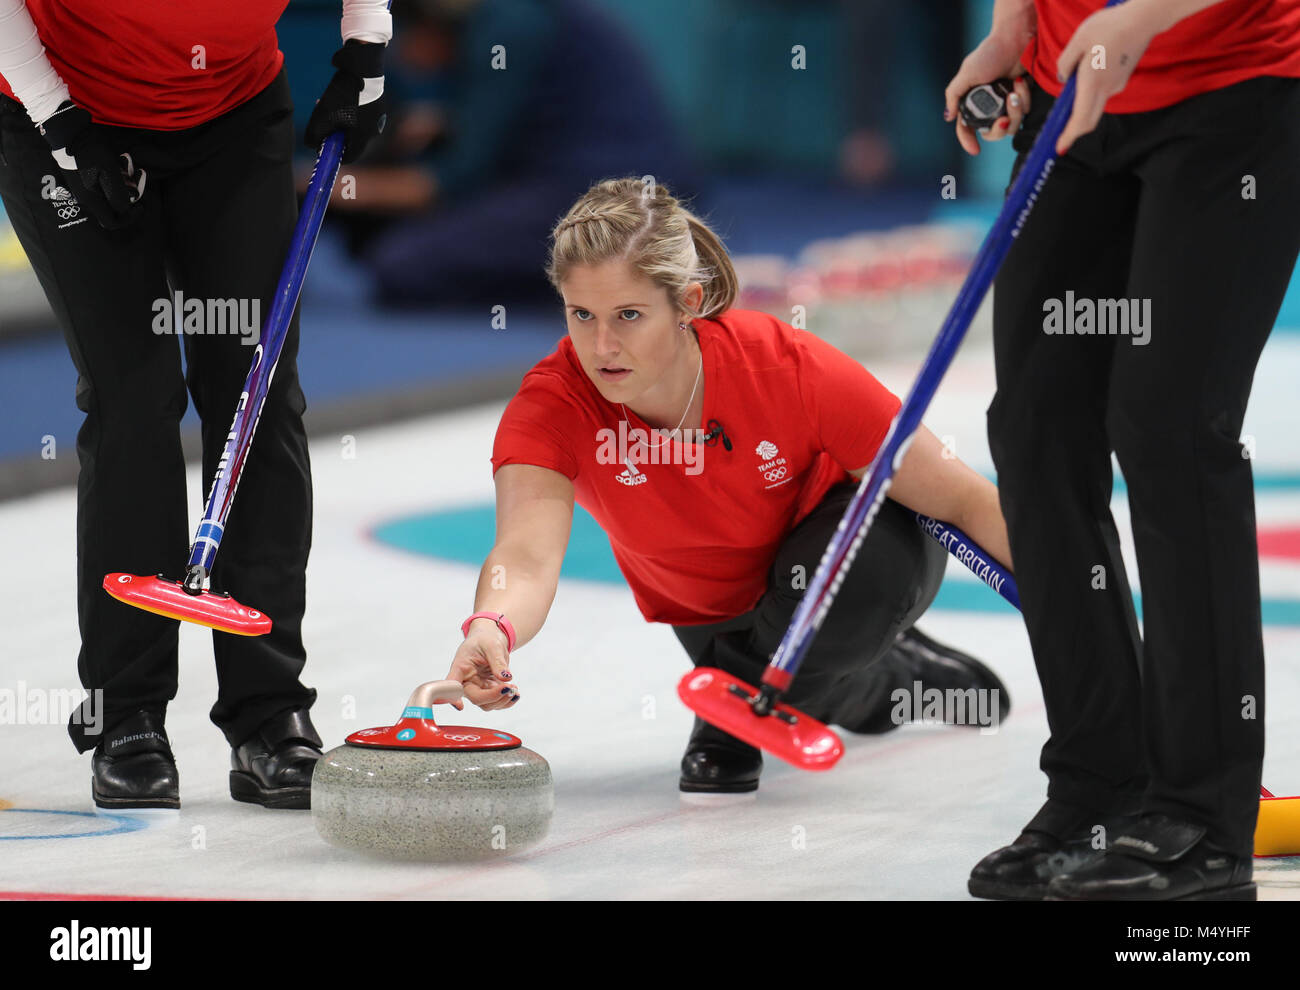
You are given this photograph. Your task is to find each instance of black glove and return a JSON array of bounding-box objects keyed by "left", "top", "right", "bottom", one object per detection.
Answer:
[
  {"left": 304, "top": 39, "right": 388, "bottom": 164},
  {"left": 37, "top": 101, "right": 146, "bottom": 230}
]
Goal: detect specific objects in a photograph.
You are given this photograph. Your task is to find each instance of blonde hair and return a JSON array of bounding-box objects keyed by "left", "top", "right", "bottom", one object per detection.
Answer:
[{"left": 545, "top": 177, "right": 738, "bottom": 321}]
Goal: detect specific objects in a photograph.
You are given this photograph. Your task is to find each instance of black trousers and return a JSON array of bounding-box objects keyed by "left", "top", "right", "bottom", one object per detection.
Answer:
[
  {"left": 0, "top": 69, "right": 316, "bottom": 753},
  {"left": 990, "top": 74, "right": 1300, "bottom": 858},
  {"left": 673, "top": 486, "right": 947, "bottom": 729}
]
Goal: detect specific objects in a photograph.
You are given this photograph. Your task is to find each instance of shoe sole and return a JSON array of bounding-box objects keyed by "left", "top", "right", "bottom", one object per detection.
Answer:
[
  {"left": 1181, "top": 883, "right": 1257, "bottom": 901},
  {"left": 967, "top": 877, "right": 1046, "bottom": 901},
  {"left": 92, "top": 782, "right": 179, "bottom": 812},
  {"left": 679, "top": 790, "right": 759, "bottom": 806},
  {"left": 1044, "top": 883, "right": 1257, "bottom": 902},
  {"left": 230, "top": 770, "right": 311, "bottom": 810},
  {"left": 679, "top": 779, "right": 759, "bottom": 794}
]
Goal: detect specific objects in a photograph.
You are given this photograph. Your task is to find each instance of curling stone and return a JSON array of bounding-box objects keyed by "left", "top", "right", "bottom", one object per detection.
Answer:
[{"left": 312, "top": 680, "right": 553, "bottom": 861}]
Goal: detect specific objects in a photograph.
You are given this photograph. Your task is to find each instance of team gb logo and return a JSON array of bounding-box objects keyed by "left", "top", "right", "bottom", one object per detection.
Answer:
[{"left": 755, "top": 440, "right": 790, "bottom": 488}]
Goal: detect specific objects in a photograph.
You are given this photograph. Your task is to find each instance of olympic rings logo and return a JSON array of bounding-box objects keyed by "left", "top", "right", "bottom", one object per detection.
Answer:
[
  {"left": 764, "top": 467, "right": 788, "bottom": 481},
  {"left": 442, "top": 734, "right": 481, "bottom": 742},
  {"left": 58, "top": 206, "right": 79, "bottom": 219}
]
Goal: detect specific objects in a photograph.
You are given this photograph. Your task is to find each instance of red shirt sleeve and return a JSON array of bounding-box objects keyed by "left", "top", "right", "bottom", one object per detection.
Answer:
[
  {"left": 491, "top": 370, "right": 581, "bottom": 480},
  {"left": 793, "top": 328, "right": 902, "bottom": 472}
]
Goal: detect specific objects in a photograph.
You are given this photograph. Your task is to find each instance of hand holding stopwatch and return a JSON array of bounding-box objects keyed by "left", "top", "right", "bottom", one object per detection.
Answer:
[{"left": 959, "top": 78, "right": 1016, "bottom": 130}]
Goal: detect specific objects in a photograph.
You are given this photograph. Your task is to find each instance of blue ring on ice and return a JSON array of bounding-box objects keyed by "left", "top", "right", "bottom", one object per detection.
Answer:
[
  {"left": 372, "top": 499, "right": 1300, "bottom": 627},
  {"left": 0, "top": 808, "right": 150, "bottom": 840}
]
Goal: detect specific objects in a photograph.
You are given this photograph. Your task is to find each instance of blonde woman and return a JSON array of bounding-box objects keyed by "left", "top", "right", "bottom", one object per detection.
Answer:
[{"left": 443, "top": 178, "right": 1016, "bottom": 795}]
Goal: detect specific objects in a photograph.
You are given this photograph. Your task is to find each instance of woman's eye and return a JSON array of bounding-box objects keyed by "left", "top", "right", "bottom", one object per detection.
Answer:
[
  {"left": 620, "top": 310, "right": 640, "bottom": 321},
  {"left": 573, "top": 310, "right": 592, "bottom": 321}
]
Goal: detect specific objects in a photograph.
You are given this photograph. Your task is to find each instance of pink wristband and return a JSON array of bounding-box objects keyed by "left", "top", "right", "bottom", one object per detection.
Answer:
[{"left": 461, "top": 611, "right": 516, "bottom": 652}]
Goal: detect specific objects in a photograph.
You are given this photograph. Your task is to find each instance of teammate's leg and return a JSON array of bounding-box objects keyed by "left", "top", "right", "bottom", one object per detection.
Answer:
[
  {"left": 1107, "top": 75, "right": 1300, "bottom": 861},
  {"left": 986, "top": 80, "right": 1146, "bottom": 818},
  {"left": 157, "top": 70, "right": 317, "bottom": 750},
  {"left": 970, "top": 81, "right": 1147, "bottom": 899},
  {"left": 0, "top": 98, "right": 186, "bottom": 755},
  {"left": 672, "top": 489, "right": 985, "bottom": 792}
]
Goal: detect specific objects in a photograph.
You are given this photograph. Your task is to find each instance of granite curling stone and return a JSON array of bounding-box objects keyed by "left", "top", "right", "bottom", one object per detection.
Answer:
[{"left": 312, "top": 680, "right": 553, "bottom": 861}]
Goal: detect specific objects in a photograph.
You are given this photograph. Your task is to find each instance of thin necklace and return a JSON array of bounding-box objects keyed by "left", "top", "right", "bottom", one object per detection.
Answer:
[{"left": 621, "top": 347, "right": 703, "bottom": 450}]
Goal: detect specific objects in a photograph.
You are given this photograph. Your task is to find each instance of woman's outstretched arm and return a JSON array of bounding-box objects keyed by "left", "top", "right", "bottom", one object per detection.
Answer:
[{"left": 445, "top": 463, "right": 575, "bottom": 711}]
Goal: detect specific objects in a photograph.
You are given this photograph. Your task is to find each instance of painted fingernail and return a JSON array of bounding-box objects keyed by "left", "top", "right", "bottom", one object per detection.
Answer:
[
  {"left": 500, "top": 687, "right": 512, "bottom": 695},
  {"left": 998, "top": 119, "right": 1009, "bottom": 129},
  {"left": 500, "top": 670, "right": 512, "bottom": 680},
  {"left": 1009, "top": 94, "right": 1020, "bottom": 109},
  {"left": 943, "top": 107, "right": 953, "bottom": 121}
]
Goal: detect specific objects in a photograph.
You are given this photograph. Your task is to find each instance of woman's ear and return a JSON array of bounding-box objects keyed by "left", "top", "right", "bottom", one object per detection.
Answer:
[{"left": 682, "top": 280, "right": 705, "bottom": 316}]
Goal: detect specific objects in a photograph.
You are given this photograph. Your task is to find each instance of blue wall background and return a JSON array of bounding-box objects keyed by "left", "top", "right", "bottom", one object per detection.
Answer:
[{"left": 278, "top": 0, "right": 1018, "bottom": 194}]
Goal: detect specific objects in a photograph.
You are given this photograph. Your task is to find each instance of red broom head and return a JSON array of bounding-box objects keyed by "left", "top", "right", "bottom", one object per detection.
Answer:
[
  {"left": 677, "top": 667, "right": 843, "bottom": 771},
  {"left": 102, "top": 573, "right": 272, "bottom": 637}
]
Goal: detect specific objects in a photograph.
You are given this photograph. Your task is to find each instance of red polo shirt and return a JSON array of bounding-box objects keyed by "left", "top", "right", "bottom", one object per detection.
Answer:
[
  {"left": 1025, "top": 0, "right": 1300, "bottom": 113},
  {"left": 491, "top": 309, "right": 902, "bottom": 625},
  {"left": 0, "top": 0, "right": 287, "bottom": 128}
]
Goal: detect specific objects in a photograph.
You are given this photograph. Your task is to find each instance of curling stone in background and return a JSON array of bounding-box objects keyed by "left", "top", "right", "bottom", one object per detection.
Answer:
[{"left": 312, "top": 680, "right": 553, "bottom": 861}]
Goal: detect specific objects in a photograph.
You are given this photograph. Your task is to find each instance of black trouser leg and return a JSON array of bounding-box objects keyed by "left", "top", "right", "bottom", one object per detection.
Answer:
[
  {"left": 673, "top": 487, "right": 947, "bottom": 724},
  {"left": 0, "top": 69, "right": 316, "bottom": 754},
  {"left": 990, "top": 75, "right": 1300, "bottom": 858},
  {"left": 150, "top": 76, "right": 316, "bottom": 748},
  {"left": 0, "top": 101, "right": 188, "bottom": 752},
  {"left": 1109, "top": 77, "right": 1300, "bottom": 858},
  {"left": 987, "top": 94, "right": 1147, "bottom": 817}
]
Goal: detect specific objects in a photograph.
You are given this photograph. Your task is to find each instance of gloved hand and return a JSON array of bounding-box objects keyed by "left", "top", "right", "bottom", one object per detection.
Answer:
[
  {"left": 304, "top": 39, "right": 388, "bottom": 164},
  {"left": 37, "top": 101, "right": 146, "bottom": 229}
]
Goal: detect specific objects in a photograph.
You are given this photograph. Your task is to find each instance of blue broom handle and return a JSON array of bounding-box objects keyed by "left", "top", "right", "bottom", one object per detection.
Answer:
[
  {"left": 765, "top": 36, "right": 1108, "bottom": 683},
  {"left": 185, "top": 132, "right": 345, "bottom": 578},
  {"left": 915, "top": 513, "right": 1020, "bottom": 611}
]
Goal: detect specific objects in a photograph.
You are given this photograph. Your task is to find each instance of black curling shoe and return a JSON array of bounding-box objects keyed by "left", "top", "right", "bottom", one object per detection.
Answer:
[
  {"left": 92, "top": 710, "right": 180, "bottom": 811},
  {"left": 838, "top": 625, "right": 1011, "bottom": 734},
  {"left": 230, "top": 708, "right": 323, "bottom": 809},
  {"left": 679, "top": 716, "right": 762, "bottom": 794},
  {"left": 891, "top": 625, "right": 1011, "bottom": 725},
  {"left": 1045, "top": 813, "right": 1256, "bottom": 901},
  {"left": 968, "top": 799, "right": 1141, "bottom": 901}
]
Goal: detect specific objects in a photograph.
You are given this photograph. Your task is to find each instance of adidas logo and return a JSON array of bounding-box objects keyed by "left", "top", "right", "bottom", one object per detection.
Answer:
[{"left": 615, "top": 461, "right": 647, "bottom": 486}]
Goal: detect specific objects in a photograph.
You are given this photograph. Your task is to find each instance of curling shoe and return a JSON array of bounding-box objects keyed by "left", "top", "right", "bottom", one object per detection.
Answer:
[
  {"left": 91, "top": 709, "right": 180, "bottom": 811},
  {"left": 679, "top": 715, "right": 762, "bottom": 795},
  {"left": 1045, "top": 813, "right": 1256, "bottom": 901},
  {"left": 968, "top": 799, "right": 1141, "bottom": 900},
  {"left": 839, "top": 625, "right": 1011, "bottom": 734},
  {"left": 230, "top": 708, "right": 323, "bottom": 809},
  {"left": 890, "top": 625, "right": 1010, "bottom": 725}
]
